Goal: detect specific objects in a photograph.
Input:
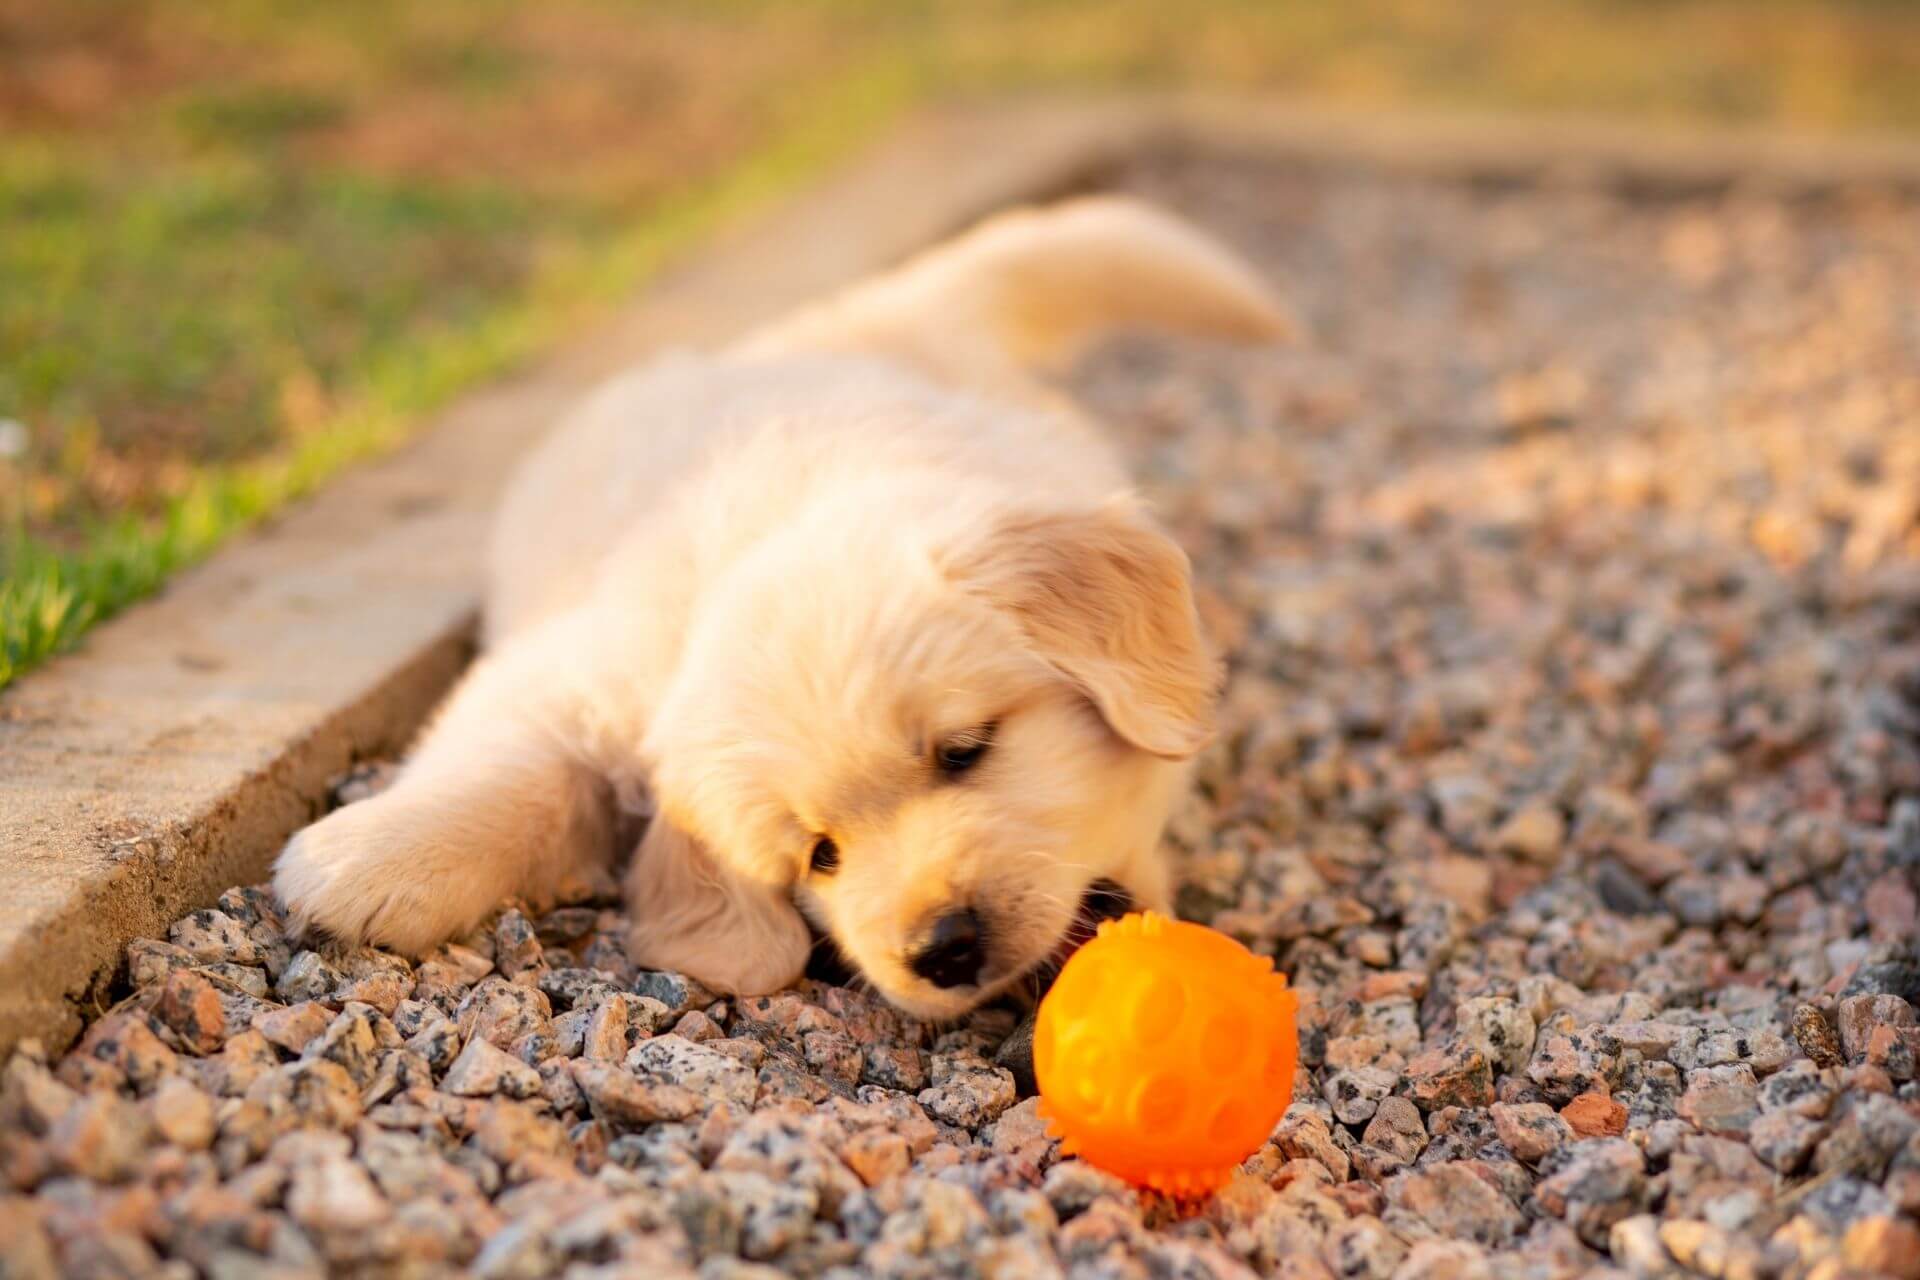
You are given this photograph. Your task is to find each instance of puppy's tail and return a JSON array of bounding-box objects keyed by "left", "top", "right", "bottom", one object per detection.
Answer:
[{"left": 734, "top": 195, "right": 1292, "bottom": 400}]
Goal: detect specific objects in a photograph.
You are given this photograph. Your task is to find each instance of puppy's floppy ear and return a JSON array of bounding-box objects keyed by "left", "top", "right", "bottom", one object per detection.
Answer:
[
  {"left": 945, "top": 500, "right": 1219, "bottom": 758},
  {"left": 625, "top": 814, "right": 810, "bottom": 996}
]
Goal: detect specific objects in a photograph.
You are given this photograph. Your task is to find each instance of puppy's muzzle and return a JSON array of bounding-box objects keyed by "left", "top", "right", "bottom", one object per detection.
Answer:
[{"left": 910, "top": 907, "right": 987, "bottom": 989}]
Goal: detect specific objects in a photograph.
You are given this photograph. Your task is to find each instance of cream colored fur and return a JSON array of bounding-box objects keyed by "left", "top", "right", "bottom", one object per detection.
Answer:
[{"left": 274, "top": 195, "right": 1289, "bottom": 1018}]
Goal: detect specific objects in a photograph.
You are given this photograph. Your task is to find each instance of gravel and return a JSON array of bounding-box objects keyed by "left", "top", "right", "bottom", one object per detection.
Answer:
[{"left": 6, "top": 151, "right": 1920, "bottom": 1278}]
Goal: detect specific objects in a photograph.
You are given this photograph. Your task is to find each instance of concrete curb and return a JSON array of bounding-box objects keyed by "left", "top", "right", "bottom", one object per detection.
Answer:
[
  {"left": 6, "top": 97, "right": 1919, "bottom": 1055},
  {"left": 1148, "top": 97, "right": 1920, "bottom": 192}
]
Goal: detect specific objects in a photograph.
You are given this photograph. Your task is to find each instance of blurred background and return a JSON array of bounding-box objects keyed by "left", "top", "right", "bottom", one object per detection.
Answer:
[{"left": 4, "top": 0, "right": 1918, "bottom": 688}]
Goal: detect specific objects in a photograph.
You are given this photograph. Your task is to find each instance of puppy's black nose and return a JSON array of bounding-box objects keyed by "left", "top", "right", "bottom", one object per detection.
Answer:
[{"left": 911, "top": 909, "right": 986, "bottom": 988}]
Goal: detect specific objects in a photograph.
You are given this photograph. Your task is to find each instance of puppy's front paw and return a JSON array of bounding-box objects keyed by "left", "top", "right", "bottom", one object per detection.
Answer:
[{"left": 273, "top": 798, "right": 488, "bottom": 956}]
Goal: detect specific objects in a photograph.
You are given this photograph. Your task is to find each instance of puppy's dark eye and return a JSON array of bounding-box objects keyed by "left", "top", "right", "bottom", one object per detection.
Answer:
[
  {"left": 809, "top": 836, "right": 840, "bottom": 874},
  {"left": 936, "top": 726, "right": 995, "bottom": 777}
]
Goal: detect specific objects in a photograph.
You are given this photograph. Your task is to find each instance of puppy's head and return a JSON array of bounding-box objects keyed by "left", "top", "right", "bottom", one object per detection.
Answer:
[{"left": 640, "top": 498, "right": 1216, "bottom": 1018}]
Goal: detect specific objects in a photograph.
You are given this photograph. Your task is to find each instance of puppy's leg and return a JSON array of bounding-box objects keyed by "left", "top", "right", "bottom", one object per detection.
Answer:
[
  {"left": 275, "top": 611, "right": 625, "bottom": 954},
  {"left": 626, "top": 813, "right": 810, "bottom": 996}
]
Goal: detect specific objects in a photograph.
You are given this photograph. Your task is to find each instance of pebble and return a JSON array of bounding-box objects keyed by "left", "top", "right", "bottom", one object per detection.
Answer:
[
  {"left": 1836, "top": 994, "right": 1916, "bottom": 1062},
  {"left": 1323, "top": 1066, "right": 1397, "bottom": 1125},
  {"left": 843, "top": 1129, "right": 913, "bottom": 1186},
  {"left": 247, "top": 1057, "right": 363, "bottom": 1132},
  {"left": 1364, "top": 1096, "right": 1427, "bottom": 1153},
  {"left": 1609, "top": 1213, "right": 1670, "bottom": 1276},
  {"left": 286, "top": 1155, "right": 392, "bottom": 1232},
  {"left": 303, "top": 1004, "right": 386, "bottom": 1088},
  {"left": 1387, "top": 1164, "right": 1523, "bottom": 1247},
  {"left": 573, "top": 1060, "right": 705, "bottom": 1127},
  {"left": 492, "top": 907, "right": 545, "bottom": 980},
  {"left": 405, "top": 1016, "right": 463, "bottom": 1072},
  {"left": 1403, "top": 1043, "right": 1494, "bottom": 1112},
  {"left": 634, "top": 970, "right": 713, "bottom": 1016},
  {"left": 47, "top": 1091, "right": 153, "bottom": 1182},
  {"left": 711, "top": 1169, "right": 818, "bottom": 1260},
  {"left": 1489, "top": 1102, "right": 1570, "bottom": 1164},
  {"left": 1748, "top": 1110, "right": 1825, "bottom": 1174},
  {"left": 333, "top": 969, "right": 409, "bottom": 1016},
  {"left": 168, "top": 910, "right": 262, "bottom": 967},
  {"left": 276, "top": 950, "right": 343, "bottom": 1005},
  {"left": 1843, "top": 960, "right": 1920, "bottom": 1005},
  {"left": 1658, "top": 1218, "right": 1764, "bottom": 1280},
  {"left": 1678, "top": 1065, "right": 1760, "bottom": 1138},
  {"left": 145, "top": 1076, "right": 216, "bottom": 1151},
  {"left": 1526, "top": 1032, "right": 1621, "bottom": 1105},
  {"left": 1867, "top": 1024, "right": 1919, "bottom": 1080},
  {"left": 630, "top": 1035, "right": 758, "bottom": 1109},
  {"left": 1532, "top": 1138, "right": 1646, "bottom": 1247},
  {"left": 443, "top": 1035, "right": 543, "bottom": 1099},
  {"left": 1792, "top": 1004, "right": 1846, "bottom": 1069},
  {"left": 1324, "top": 1214, "right": 1408, "bottom": 1280},
  {"left": 1560, "top": 1091, "right": 1628, "bottom": 1138},
  {"left": 251, "top": 1000, "right": 331, "bottom": 1055},
  {"left": 74, "top": 1008, "right": 177, "bottom": 1093},
  {"left": 916, "top": 1056, "right": 1017, "bottom": 1130},
  {"left": 862, "top": 1043, "right": 929, "bottom": 1092},
  {"left": 1274, "top": 1108, "right": 1353, "bottom": 1182},
  {"left": 1493, "top": 803, "right": 1565, "bottom": 865},
  {"left": 2, "top": 1053, "right": 76, "bottom": 1135},
  {"left": 457, "top": 977, "right": 554, "bottom": 1051},
  {"left": 1842, "top": 1215, "right": 1920, "bottom": 1280},
  {"left": 1453, "top": 998, "right": 1536, "bottom": 1076}
]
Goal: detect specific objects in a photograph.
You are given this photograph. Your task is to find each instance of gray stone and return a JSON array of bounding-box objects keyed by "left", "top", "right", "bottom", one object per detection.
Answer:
[
  {"left": 916, "top": 1056, "right": 1017, "bottom": 1130},
  {"left": 456, "top": 977, "right": 554, "bottom": 1051},
  {"left": 574, "top": 1060, "right": 705, "bottom": 1127},
  {"left": 168, "top": 910, "right": 263, "bottom": 967},
  {"left": 630, "top": 1035, "right": 757, "bottom": 1109},
  {"left": 1532, "top": 1138, "right": 1646, "bottom": 1247},
  {"left": 1323, "top": 1066, "right": 1398, "bottom": 1125},
  {"left": 1489, "top": 1102, "right": 1570, "bottom": 1164},
  {"left": 287, "top": 1155, "right": 392, "bottom": 1232},
  {"left": 1837, "top": 994, "right": 1916, "bottom": 1061},
  {"left": 1388, "top": 1164, "right": 1524, "bottom": 1247},
  {"left": 46, "top": 1090, "right": 154, "bottom": 1182},
  {"left": 1677, "top": 1064, "right": 1759, "bottom": 1137},
  {"left": 1455, "top": 998, "right": 1536, "bottom": 1076},
  {"left": 277, "top": 951, "right": 345, "bottom": 1005},
  {"left": 444, "top": 1035, "right": 543, "bottom": 1099}
]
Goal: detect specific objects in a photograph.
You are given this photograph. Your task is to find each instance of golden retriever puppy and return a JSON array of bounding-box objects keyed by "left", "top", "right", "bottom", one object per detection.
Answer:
[{"left": 274, "top": 196, "right": 1288, "bottom": 1018}]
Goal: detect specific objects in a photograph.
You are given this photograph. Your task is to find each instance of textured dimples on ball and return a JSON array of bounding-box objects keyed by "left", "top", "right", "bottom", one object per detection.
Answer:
[{"left": 1033, "top": 912, "right": 1299, "bottom": 1196}]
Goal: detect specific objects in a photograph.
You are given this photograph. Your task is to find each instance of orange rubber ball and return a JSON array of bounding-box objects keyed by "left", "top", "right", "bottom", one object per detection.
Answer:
[{"left": 1034, "top": 911, "right": 1299, "bottom": 1196}]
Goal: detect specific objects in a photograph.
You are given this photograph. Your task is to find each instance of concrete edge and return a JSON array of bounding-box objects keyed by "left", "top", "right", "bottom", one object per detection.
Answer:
[
  {"left": 1143, "top": 95, "right": 1920, "bottom": 191},
  {"left": 6, "top": 95, "right": 1918, "bottom": 1056}
]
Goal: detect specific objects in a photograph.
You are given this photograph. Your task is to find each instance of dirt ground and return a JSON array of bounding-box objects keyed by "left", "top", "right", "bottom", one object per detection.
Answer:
[{"left": 3, "top": 152, "right": 1919, "bottom": 1279}]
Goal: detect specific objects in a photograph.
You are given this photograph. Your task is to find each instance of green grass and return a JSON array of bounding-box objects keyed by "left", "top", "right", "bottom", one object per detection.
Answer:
[{"left": 5, "top": 0, "right": 1920, "bottom": 688}]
